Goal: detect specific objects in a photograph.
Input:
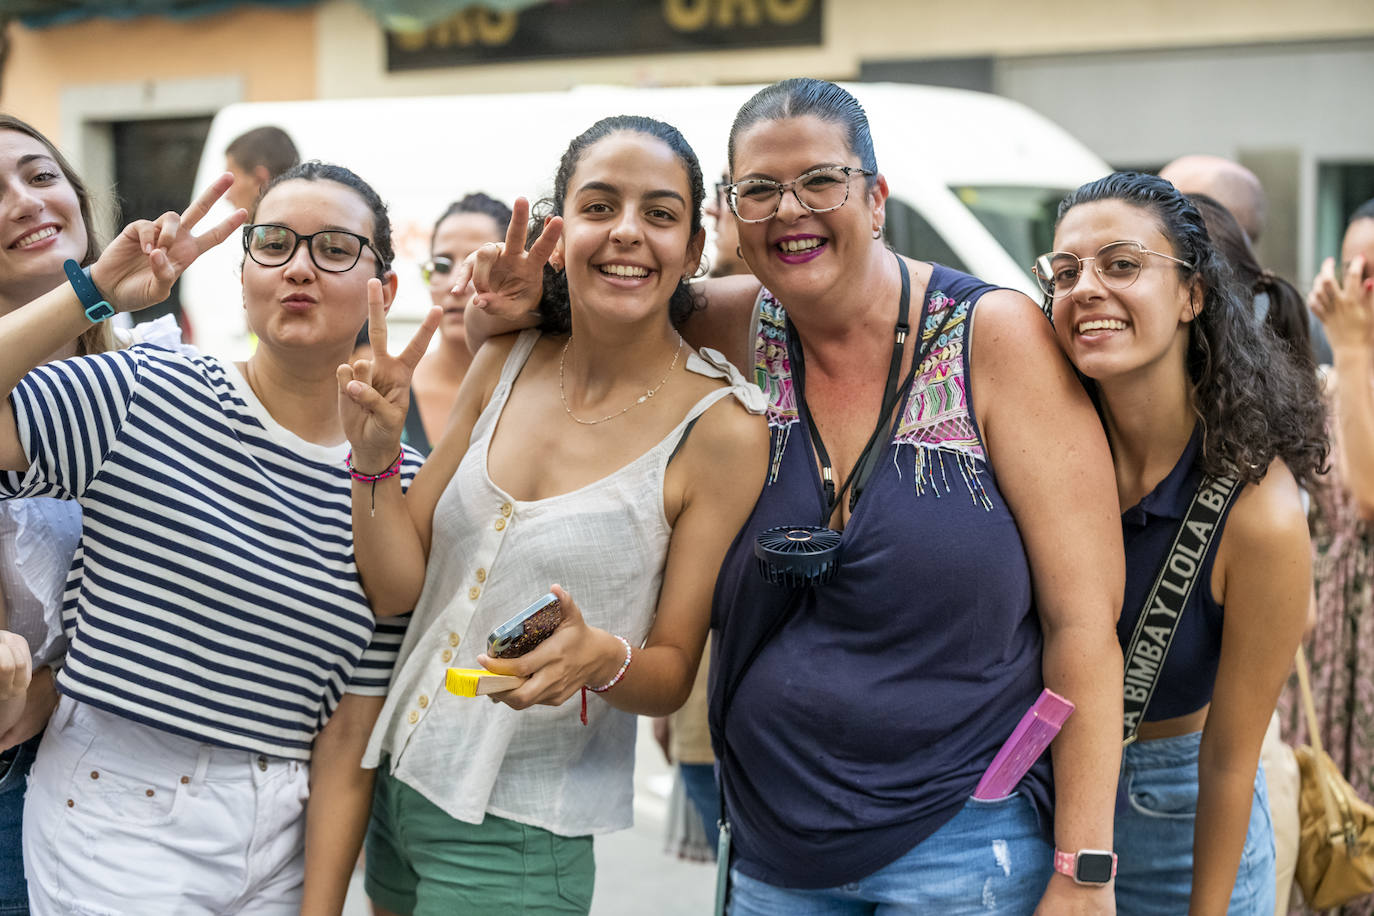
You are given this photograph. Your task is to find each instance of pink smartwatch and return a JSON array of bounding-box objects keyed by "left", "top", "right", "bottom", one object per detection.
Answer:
[{"left": 1054, "top": 848, "right": 1117, "bottom": 886}]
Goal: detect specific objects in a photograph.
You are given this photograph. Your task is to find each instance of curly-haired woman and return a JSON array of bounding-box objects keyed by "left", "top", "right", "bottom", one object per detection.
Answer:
[{"left": 1042, "top": 172, "right": 1327, "bottom": 915}]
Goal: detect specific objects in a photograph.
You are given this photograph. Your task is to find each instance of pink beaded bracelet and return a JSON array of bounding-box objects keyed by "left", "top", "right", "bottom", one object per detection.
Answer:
[
  {"left": 345, "top": 449, "right": 403, "bottom": 481},
  {"left": 579, "top": 636, "right": 633, "bottom": 727},
  {"left": 588, "top": 635, "right": 632, "bottom": 693},
  {"left": 345, "top": 449, "right": 403, "bottom": 516}
]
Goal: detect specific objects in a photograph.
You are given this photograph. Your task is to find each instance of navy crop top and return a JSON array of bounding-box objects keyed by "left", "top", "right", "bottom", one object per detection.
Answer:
[
  {"left": 709, "top": 266, "right": 1052, "bottom": 890},
  {"left": 1119, "top": 427, "right": 1241, "bottom": 721}
]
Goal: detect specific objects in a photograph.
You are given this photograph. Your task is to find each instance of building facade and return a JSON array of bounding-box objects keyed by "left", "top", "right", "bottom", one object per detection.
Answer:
[{"left": 4, "top": 0, "right": 1372, "bottom": 283}]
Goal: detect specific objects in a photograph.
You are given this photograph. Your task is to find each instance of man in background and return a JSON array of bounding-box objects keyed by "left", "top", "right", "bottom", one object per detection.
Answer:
[
  {"left": 224, "top": 126, "right": 299, "bottom": 213},
  {"left": 1161, "top": 153, "right": 1268, "bottom": 243},
  {"left": 1161, "top": 153, "right": 1332, "bottom": 364}
]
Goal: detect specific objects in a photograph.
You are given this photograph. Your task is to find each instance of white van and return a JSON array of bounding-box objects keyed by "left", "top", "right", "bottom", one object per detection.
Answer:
[{"left": 182, "top": 83, "right": 1107, "bottom": 359}]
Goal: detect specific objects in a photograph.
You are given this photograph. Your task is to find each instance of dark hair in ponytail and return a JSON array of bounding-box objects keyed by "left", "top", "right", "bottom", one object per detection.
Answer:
[{"left": 1188, "top": 193, "right": 1312, "bottom": 370}]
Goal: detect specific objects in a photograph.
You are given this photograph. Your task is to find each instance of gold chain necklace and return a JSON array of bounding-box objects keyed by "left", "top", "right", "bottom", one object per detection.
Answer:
[{"left": 559, "top": 332, "right": 684, "bottom": 425}]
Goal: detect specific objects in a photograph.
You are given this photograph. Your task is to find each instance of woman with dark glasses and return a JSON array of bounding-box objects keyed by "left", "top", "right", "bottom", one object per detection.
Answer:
[
  {"left": 0, "top": 160, "right": 432, "bottom": 914},
  {"left": 402, "top": 193, "right": 510, "bottom": 456},
  {"left": 1040, "top": 172, "right": 1326, "bottom": 914}
]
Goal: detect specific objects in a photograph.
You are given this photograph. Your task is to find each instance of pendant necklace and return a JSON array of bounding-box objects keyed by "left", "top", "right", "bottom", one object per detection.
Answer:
[{"left": 560, "top": 332, "right": 684, "bottom": 425}]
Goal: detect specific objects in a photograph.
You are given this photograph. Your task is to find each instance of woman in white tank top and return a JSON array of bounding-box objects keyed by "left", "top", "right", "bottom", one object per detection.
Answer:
[{"left": 338, "top": 116, "right": 768, "bottom": 914}]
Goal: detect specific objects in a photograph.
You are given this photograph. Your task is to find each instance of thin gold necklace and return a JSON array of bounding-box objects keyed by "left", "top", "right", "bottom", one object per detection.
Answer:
[{"left": 559, "top": 332, "right": 684, "bottom": 425}]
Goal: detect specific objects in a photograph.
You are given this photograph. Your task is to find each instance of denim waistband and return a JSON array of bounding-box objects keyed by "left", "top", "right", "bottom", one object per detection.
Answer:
[{"left": 1123, "top": 729, "right": 1202, "bottom": 767}]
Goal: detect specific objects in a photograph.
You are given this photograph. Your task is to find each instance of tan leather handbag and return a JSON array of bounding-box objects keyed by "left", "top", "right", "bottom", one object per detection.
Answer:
[{"left": 1293, "top": 647, "right": 1374, "bottom": 910}]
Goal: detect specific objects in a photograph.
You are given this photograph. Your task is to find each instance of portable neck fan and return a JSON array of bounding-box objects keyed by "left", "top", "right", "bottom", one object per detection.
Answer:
[{"left": 753, "top": 525, "right": 842, "bottom": 588}]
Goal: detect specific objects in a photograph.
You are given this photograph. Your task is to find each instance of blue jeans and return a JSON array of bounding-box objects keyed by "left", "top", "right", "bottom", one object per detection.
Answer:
[
  {"left": 728, "top": 793, "right": 1052, "bottom": 915},
  {"left": 0, "top": 733, "right": 40, "bottom": 915},
  {"left": 680, "top": 763, "right": 721, "bottom": 851},
  {"left": 1115, "top": 731, "right": 1275, "bottom": 915}
]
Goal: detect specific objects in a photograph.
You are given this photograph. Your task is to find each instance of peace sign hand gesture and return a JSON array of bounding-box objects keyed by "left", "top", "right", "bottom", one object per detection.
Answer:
[
  {"left": 336, "top": 282, "right": 441, "bottom": 472},
  {"left": 88, "top": 172, "right": 247, "bottom": 313},
  {"left": 451, "top": 196, "right": 562, "bottom": 322}
]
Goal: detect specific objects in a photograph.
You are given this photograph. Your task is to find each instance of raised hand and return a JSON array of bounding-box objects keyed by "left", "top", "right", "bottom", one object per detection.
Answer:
[
  {"left": 336, "top": 279, "right": 441, "bottom": 471},
  {"left": 1310, "top": 255, "right": 1374, "bottom": 351},
  {"left": 88, "top": 173, "right": 247, "bottom": 313},
  {"left": 453, "top": 196, "right": 562, "bottom": 321}
]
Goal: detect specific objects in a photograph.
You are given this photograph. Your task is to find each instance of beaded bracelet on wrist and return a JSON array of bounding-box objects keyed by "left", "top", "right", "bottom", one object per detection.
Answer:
[
  {"left": 579, "top": 635, "right": 633, "bottom": 726},
  {"left": 345, "top": 449, "right": 404, "bottom": 516}
]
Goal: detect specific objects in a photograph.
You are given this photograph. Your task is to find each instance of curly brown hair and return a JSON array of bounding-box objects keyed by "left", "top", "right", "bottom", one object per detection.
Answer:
[{"left": 1053, "top": 172, "right": 1328, "bottom": 488}]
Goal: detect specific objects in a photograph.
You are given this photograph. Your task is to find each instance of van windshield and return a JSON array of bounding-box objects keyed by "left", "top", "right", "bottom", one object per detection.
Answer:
[{"left": 951, "top": 186, "right": 1068, "bottom": 285}]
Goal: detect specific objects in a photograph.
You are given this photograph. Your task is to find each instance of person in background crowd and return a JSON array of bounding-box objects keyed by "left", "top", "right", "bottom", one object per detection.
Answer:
[
  {"left": 1044, "top": 171, "right": 1325, "bottom": 915},
  {"left": 469, "top": 77, "right": 1125, "bottom": 915},
  {"left": 1160, "top": 155, "right": 1267, "bottom": 245},
  {"left": 343, "top": 115, "right": 767, "bottom": 915},
  {"left": 225, "top": 125, "right": 301, "bottom": 213},
  {"left": 402, "top": 193, "right": 511, "bottom": 456},
  {"left": 1160, "top": 153, "right": 1332, "bottom": 365},
  {"left": 1, "top": 160, "right": 426, "bottom": 915},
  {"left": 1190, "top": 193, "right": 1313, "bottom": 368},
  {"left": 704, "top": 172, "right": 748, "bottom": 279},
  {"left": 1283, "top": 198, "right": 1374, "bottom": 916}
]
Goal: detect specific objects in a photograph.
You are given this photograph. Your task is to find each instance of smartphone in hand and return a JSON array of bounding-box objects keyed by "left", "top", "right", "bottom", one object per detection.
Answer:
[{"left": 487, "top": 593, "right": 563, "bottom": 659}]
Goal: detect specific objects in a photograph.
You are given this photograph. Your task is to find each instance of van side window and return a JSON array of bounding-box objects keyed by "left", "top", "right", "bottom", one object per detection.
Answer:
[{"left": 884, "top": 198, "right": 968, "bottom": 273}]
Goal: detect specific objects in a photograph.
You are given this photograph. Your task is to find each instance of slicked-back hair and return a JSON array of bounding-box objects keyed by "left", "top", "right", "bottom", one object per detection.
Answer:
[{"left": 531, "top": 115, "right": 704, "bottom": 333}]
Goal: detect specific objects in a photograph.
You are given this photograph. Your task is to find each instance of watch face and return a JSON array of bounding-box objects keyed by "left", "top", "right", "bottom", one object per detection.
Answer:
[{"left": 1075, "top": 853, "right": 1114, "bottom": 884}]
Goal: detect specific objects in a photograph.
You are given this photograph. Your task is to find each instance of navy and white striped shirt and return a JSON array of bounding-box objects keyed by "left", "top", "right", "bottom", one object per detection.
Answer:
[{"left": 2, "top": 344, "right": 419, "bottom": 760}]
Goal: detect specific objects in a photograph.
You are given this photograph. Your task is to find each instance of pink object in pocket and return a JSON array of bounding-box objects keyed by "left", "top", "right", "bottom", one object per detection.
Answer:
[{"left": 973, "top": 689, "right": 1075, "bottom": 800}]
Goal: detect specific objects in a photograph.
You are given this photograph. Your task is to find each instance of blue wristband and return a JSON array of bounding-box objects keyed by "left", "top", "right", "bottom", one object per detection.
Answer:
[{"left": 62, "top": 259, "right": 114, "bottom": 323}]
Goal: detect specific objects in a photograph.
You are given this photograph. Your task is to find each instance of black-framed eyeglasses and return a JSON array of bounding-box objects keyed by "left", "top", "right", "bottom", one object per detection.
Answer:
[
  {"left": 725, "top": 166, "right": 875, "bottom": 223},
  {"left": 242, "top": 223, "right": 380, "bottom": 273},
  {"left": 1033, "top": 240, "right": 1194, "bottom": 299},
  {"left": 421, "top": 256, "right": 454, "bottom": 285}
]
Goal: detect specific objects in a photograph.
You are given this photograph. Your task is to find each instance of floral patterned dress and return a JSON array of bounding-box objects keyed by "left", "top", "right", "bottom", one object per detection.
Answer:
[{"left": 1282, "top": 379, "right": 1374, "bottom": 915}]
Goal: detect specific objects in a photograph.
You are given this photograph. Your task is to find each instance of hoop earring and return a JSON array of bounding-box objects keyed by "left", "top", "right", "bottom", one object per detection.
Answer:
[
  {"left": 872, "top": 227, "right": 883, "bottom": 240},
  {"left": 736, "top": 245, "right": 743, "bottom": 259}
]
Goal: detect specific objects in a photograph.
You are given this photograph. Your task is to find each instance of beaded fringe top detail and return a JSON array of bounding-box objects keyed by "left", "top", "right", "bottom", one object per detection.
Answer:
[{"left": 753, "top": 287, "right": 991, "bottom": 509}]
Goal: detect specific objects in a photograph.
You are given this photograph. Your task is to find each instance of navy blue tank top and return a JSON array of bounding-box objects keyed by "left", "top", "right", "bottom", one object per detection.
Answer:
[
  {"left": 1119, "top": 427, "right": 1239, "bottom": 720},
  {"left": 710, "top": 265, "right": 1052, "bottom": 889}
]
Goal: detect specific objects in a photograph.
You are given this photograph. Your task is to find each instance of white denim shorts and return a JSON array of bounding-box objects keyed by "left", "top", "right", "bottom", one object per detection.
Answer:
[{"left": 23, "top": 697, "right": 308, "bottom": 916}]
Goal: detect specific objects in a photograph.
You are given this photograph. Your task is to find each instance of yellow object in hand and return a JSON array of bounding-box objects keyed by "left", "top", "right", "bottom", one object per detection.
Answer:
[{"left": 445, "top": 668, "right": 525, "bottom": 698}]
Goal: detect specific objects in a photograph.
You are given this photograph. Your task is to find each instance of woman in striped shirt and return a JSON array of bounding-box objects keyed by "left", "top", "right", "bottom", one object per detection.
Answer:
[{"left": 0, "top": 160, "right": 432, "bottom": 914}]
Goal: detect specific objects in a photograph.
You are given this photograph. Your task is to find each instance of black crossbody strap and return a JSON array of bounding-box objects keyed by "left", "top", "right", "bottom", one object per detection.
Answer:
[{"left": 1121, "top": 474, "right": 1240, "bottom": 746}]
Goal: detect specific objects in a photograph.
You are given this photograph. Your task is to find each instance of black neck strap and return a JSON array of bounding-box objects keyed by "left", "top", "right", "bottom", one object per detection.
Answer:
[
  {"left": 1121, "top": 473, "right": 1239, "bottom": 745},
  {"left": 788, "top": 254, "right": 910, "bottom": 522}
]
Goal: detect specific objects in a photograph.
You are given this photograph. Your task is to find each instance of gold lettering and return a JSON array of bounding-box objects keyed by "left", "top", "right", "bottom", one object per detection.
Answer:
[
  {"left": 664, "top": 0, "right": 712, "bottom": 31},
  {"left": 434, "top": 12, "right": 475, "bottom": 48},
  {"left": 475, "top": 9, "right": 518, "bottom": 45},
  {"left": 764, "top": 0, "right": 810, "bottom": 24},
  {"left": 393, "top": 28, "right": 429, "bottom": 52},
  {"left": 716, "top": 0, "right": 763, "bottom": 28}
]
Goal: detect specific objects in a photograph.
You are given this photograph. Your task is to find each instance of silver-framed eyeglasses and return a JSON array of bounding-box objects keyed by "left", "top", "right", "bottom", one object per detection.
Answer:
[
  {"left": 1033, "top": 240, "right": 1194, "bottom": 299},
  {"left": 421, "top": 256, "right": 454, "bottom": 285},
  {"left": 725, "top": 166, "right": 875, "bottom": 223},
  {"left": 243, "top": 223, "right": 380, "bottom": 273}
]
